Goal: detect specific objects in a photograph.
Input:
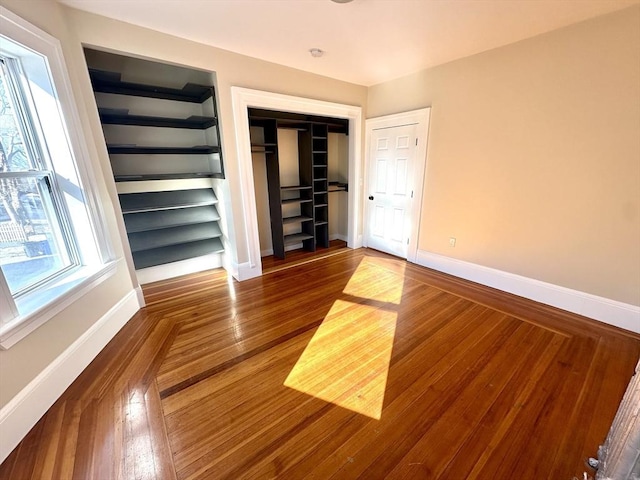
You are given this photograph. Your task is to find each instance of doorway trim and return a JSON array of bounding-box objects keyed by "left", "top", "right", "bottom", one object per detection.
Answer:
[
  {"left": 364, "top": 108, "right": 431, "bottom": 263},
  {"left": 231, "top": 87, "right": 363, "bottom": 279}
]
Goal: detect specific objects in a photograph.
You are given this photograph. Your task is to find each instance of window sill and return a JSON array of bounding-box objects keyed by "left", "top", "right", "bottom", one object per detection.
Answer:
[{"left": 0, "top": 260, "right": 118, "bottom": 350}]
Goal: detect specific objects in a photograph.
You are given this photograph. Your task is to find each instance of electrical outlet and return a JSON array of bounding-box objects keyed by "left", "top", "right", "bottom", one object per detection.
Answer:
[{"left": 449, "top": 237, "right": 456, "bottom": 247}]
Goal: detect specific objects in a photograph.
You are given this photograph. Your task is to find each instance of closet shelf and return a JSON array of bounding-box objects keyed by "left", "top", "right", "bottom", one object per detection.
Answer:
[
  {"left": 281, "top": 198, "right": 313, "bottom": 205},
  {"left": 251, "top": 143, "right": 277, "bottom": 153},
  {"left": 115, "top": 172, "right": 223, "bottom": 182},
  {"left": 119, "top": 189, "right": 218, "bottom": 214},
  {"left": 284, "top": 233, "right": 314, "bottom": 246},
  {"left": 132, "top": 238, "right": 224, "bottom": 270},
  {"left": 283, "top": 215, "right": 313, "bottom": 225},
  {"left": 128, "top": 222, "right": 222, "bottom": 252},
  {"left": 123, "top": 205, "right": 220, "bottom": 233},
  {"left": 328, "top": 181, "right": 348, "bottom": 192},
  {"left": 89, "top": 69, "right": 212, "bottom": 103},
  {"left": 99, "top": 109, "right": 216, "bottom": 129},
  {"left": 107, "top": 145, "right": 220, "bottom": 155},
  {"left": 281, "top": 185, "right": 312, "bottom": 191}
]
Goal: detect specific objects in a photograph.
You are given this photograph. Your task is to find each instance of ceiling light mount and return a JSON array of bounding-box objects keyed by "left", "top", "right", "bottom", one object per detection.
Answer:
[
  {"left": 309, "top": 48, "right": 325, "bottom": 58},
  {"left": 331, "top": 0, "right": 354, "bottom": 3}
]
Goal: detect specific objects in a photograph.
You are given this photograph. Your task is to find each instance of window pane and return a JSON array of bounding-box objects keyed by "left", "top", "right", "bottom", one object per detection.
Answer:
[
  {"left": 0, "top": 176, "right": 73, "bottom": 294},
  {"left": 0, "top": 65, "right": 35, "bottom": 172}
]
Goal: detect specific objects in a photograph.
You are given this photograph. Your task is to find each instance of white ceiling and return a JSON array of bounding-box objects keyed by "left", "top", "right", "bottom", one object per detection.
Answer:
[{"left": 58, "top": 0, "right": 639, "bottom": 86}]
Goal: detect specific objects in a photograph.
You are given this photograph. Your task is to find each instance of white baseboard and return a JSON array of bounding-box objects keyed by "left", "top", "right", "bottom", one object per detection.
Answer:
[
  {"left": 231, "top": 260, "right": 262, "bottom": 281},
  {"left": 415, "top": 250, "right": 640, "bottom": 334},
  {"left": 350, "top": 234, "right": 363, "bottom": 249},
  {"left": 135, "top": 285, "right": 146, "bottom": 308},
  {"left": 261, "top": 248, "right": 274, "bottom": 257},
  {"left": 0, "top": 289, "right": 142, "bottom": 463},
  {"left": 329, "top": 233, "right": 348, "bottom": 242},
  {"left": 136, "top": 252, "right": 224, "bottom": 285}
]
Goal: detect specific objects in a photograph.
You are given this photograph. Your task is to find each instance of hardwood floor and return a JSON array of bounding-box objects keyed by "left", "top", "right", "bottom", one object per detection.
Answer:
[
  {"left": 2, "top": 248, "right": 639, "bottom": 479},
  {"left": 260, "top": 239, "right": 348, "bottom": 275}
]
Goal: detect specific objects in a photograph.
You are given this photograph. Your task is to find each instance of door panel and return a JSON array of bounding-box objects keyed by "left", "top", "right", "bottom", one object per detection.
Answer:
[{"left": 366, "top": 124, "right": 417, "bottom": 258}]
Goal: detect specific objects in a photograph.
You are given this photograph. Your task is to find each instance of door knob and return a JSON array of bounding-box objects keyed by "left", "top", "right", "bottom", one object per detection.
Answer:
[{"left": 368, "top": 195, "right": 374, "bottom": 200}]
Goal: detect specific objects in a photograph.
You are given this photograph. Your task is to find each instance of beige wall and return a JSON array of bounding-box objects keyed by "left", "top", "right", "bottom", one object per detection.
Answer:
[
  {"left": 368, "top": 6, "right": 640, "bottom": 306},
  {"left": 0, "top": 0, "right": 137, "bottom": 407}
]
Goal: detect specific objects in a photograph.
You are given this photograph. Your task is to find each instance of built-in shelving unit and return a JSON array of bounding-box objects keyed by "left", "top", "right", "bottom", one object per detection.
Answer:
[
  {"left": 85, "top": 52, "right": 227, "bottom": 273},
  {"left": 89, "top": 68, "right": 224, "bottom": 182},
  {"left": 249, "top": 108, "right": 348, "bottom": 259}
]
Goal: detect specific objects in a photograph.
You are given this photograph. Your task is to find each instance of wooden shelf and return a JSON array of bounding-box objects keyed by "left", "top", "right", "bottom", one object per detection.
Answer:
[
  {"left": 328, "top": 181, "right": 348, "bottom": 192},
  {"left": 99, "top": 109, "right": 216, "bottom": 129},
  {"left": 132, "top": 237, "right": 224, "bottom": 270},
  {"left": 284, "top": 233, "right": 314, "bottom": 246},
  {"left": 115, "top": 172, "right": 223, "bottom": 182},
  {"left": 107, "top": 145, "right": 220, "bottom": 155},
  {"left": 89, "top": 69, "right": 212, "bottom": 103},
  {"left": 281, "top": 185, "right": 312, "bottom": 191},
  {"left": 315, "top": 221, "right": 329, "bottom": 226},
  {"left": 119, "top": 189, "right": 218, "bottom": 214},
  {"left": 128, "top": 222, "right": 222, "bottom": 252},
  {"left": 283, "top": 215, "right": 313, "bottom": 225},
  {"left": 281, "top": 198, "right": 313, "bottom": 205},
  {"left": 123, "top": 205, "right": 220, "bottom": 233}
]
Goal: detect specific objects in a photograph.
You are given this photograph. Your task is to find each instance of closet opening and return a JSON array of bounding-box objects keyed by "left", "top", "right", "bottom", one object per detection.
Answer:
[{"left": 249, "top": 108, "right": 349, "bottom": 272}]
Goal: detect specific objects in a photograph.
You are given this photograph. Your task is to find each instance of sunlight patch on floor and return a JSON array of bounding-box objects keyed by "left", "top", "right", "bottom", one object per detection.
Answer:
[
  {"left": 342, "top": 256, "right": 406, "bottom": 305},
  {"left": 284, "top": 299, "right": 397, "bottom": 419}
]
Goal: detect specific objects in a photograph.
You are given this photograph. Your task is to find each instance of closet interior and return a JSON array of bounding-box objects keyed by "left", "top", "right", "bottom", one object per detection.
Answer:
[
  {"left": 83, "top": 48, "right": 228, "bottom": 281},
  {"left": 249, "top": 109, "right": 349, "bottom": 260}
]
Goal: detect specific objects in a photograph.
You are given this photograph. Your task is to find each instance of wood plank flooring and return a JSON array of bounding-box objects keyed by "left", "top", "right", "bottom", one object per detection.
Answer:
[
  {"left": 2, "top": 248, "right": 639, "bottom": 479},
  {"left": 260, "top": 239, "right": 348, "bottom": 275}
]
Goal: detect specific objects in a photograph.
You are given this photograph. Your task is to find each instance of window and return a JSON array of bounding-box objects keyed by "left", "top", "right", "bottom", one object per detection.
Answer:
[
  {"left": 0, "top": 57, "right": 78, "bottom": 295},
  {"left": 0, "top": 9, "right": 115, "bottom": 349}
]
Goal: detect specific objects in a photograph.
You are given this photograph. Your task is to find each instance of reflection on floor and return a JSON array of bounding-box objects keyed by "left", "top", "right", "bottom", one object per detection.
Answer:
[{"left": 261, "top": 239, "right": 348, "bottom": 275}]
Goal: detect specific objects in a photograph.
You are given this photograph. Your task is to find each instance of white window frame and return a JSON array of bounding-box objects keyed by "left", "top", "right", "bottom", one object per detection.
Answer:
[{"left": 0, "top": 7, "right": 116, "bottom": 349}]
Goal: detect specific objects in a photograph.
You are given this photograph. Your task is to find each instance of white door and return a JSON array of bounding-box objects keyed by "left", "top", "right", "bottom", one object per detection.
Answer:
[{"left": 365, "top": 123, "right": 418, "bottom": 258}]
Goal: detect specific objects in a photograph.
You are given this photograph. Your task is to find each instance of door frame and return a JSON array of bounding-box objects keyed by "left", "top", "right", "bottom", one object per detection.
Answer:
[
  {"left": 231, "top": 87, "right": 363, "bottom": 279},
  {"left": 364, "top": 108, "right": 431, "bottom": 263}
]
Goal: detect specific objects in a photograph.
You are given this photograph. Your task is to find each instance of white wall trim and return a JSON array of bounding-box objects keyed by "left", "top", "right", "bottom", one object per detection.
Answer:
[
  {"left": 415, "top": 250, "right": 640, "bottom": 334},
  {"left": 364, "top": 108, "right": 431, "bottom": 263},
  {"left": 329, "top": 233, "right": 349, "bottom": 242},
  {"left": 235, "top": 260, "right": 261, "bottom": 281},
  {"left": 135, "top": 252, "right": 224, "bottom": 285},
  {"left": 230, "top": 87, "right": 363, "bottom": 280},
  {"left": 0, "top": 288, "right": 142, "bottom": 463},
  {"left": 0, "top": 261, "right": 118, "bottom": 350},
  {"left": 135, "top": 285, "right": 146, "bottom": 308}
]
